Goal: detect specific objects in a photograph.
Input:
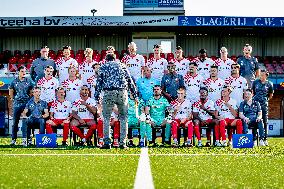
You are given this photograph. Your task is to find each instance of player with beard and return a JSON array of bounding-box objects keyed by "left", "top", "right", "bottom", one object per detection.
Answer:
[
  {"left": 192, "top": 49, "right": 214, "bottom": 79},
  {"left": 225, "top": 63, "right": 248, "bottom": 107},
  {"left": 70, "top": 86, "right": 103, "bottom": 146},
  {"left": 184, "top": 62, "right": 204, "bottom": 104},
  {"left": 192, "top": 87, "right": 217, "bottom": 147},
  {"left": 37, "top": 66, "right": 59, "bottom": 106}
]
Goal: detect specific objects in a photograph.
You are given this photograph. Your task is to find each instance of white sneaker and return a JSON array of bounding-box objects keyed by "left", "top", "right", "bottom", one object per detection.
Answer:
[
  {"left": 139, "top": 113, "right": 146, "bottom": 122},
  {"left": 259, "top": 140, "right": 265, "bottom": 147},
  {"left": 253, "top": 141, "right": 258, "bottom": 147},
  {"left": 172, "top": 139, "right": 179, "bottom": 147},
  {"left": 28, "top": 138, "right": 33, "bottom": 146},
  {"left": 22, "top": 138, "right": 27, "bottom": 147},
  {"left": 98, "top": 138, "right": 104, "bottom": 147},
  {"left": 264, "top": 140, "right": 269, "bottom": 146},
  {"left": 10, "top": 139, "right": 16, "bottom": 145},
  {"left": 145, "top": 114, "right": 152, "bottom": 124},
  {"left": 222, "top": 141, "right": 227, "bottom": 147},
  {"left": 215, "top": 141, "right": 222, "bottom": 147},
  {"left": 197, "top": 140, "right": 202, "bottom": 147},
  {"left": 82, "top": 138, "right": 86, "bottom": 143}
]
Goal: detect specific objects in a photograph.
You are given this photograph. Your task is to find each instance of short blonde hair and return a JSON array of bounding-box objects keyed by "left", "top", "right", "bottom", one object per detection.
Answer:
[
  {"left": 128, "top": 42, "right": 137, "bottom": 50},
  {"left": 84, "top": 48, "right": 93, "bottom": 57}
]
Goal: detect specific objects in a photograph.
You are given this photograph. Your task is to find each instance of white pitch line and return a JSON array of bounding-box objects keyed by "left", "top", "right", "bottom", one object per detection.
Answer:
[
  {"left": 134, "top": 148, "right": 155, "bottom": 189},
  {"left": 150, "top": 153, "right": 278, "bottom": 156},
  {"left": 0, "top": 153, "right": 140, "bottom": 156}
]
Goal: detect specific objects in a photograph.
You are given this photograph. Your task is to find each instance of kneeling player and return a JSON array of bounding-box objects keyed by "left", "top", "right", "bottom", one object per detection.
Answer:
[
  {"left": 170, "top": 87, "right": 196, "bottom": 147},
  {"left": 214, "top": 86, "right": 242, "bottom": 146},
  {"left": 46, "top": 87, "right": 72, "bottom": 146},
  {"left": 70, "top": 86, "right": 103, "bottom": 145}
]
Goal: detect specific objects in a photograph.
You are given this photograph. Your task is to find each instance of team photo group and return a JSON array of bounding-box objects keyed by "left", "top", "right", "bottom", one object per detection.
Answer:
[{"left": 9, "top": 42, "right": 274, "bottom": 149}]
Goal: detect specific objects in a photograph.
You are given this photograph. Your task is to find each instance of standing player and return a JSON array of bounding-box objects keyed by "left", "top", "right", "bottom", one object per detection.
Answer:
[
  {"left": 70, "top": 86, "right": 103, "bottom": 146},
  {"left": 184, "top": 62, "right": 204, "bottom": 104},
  {"left": 214, "top": 47, "right": 234, "bottom": 80},
  {"left": 79, "top": 48, "right": 97, "bottom": 85},
  {"left": 170, "top": 87, "right": 198, "bottom": 147},
  {"left": 46, "top": 87, "right": 72, "bottom": 146},
  {"left": 252, "top": 69, "right": 274, "bottom": 146},
  {"left": 225, "top": 63, "right": 248, "bottom": 107},
  {"left": 121, "top": 42, "right": 145, "bottom": 82},
  {"left": 56, "top": 46, "right": 78, "bottom": 84},
  {"left": 193, "top": 49, "right": 214, "bottom": 79},
  {"left": 37, "top": 66, "right": 59, "bottom": 106},
  {"left": 202, "top": 65, "right": 225, "bottom": 103},
  {"left": 170, "top": 46, "right": 190, "bottom": 77},
  {"left": 86, "top": 62, "right": 100, "bottom": 99},
  {"left": 192, "top": 87, "right": 216, "bottom": 147},
  {"left": 61, "top": 66, "right": 83, "bottom": 103},
  {"left": 99, "top": 46, "right": 120, "bottom": 65},
  {"left": 237, "top": 44, "right": 260, "bottom": 87},
  {"left": 146, "top": 44, "right": 168, "bottom": 83},
  {"left": 214, "top": 86, "right": 243, "bottom": 146}
]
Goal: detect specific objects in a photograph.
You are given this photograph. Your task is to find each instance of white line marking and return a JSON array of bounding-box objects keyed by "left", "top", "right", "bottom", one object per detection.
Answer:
[
  {"left": 150, "top": 154, "right": 279, "bottom": 156},
  {"left": 134, "top": 148, "right": 155, "bottom": 189},
  {"left": 0, "top": 154, "right": 140, "bottom": 156}
]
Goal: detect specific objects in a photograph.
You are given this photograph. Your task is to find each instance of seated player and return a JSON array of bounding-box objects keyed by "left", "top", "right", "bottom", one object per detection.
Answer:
[
  {"left": 45, "top": 87, "right": 72, "bottom": 146},
  {"left": 147, "top": 85, "right": 171, "bottom": 146},
  {"left": 170, "top": 87, "right": 198, "bottom": 147},
  {"left": 214, "top": 86, "right": 243, "bottom": 147},
  {"left": 70, "top": 86, "right": 103, "bottom": 146},
  {"left": 21, "top": 87, "right": 49, "bottom": 146},
  {"left": 192, "top": 87, "right": 217, "bottom": 147}
]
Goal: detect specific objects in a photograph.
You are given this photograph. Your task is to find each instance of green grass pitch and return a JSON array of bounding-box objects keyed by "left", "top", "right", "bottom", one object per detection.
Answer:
[{"left": 0, "top": 137, "right": 283, "bottom": 189}]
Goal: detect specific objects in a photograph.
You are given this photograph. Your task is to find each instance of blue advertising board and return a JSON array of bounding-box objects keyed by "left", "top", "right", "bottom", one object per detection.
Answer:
[
  {"left": 36, "top": 134, "right": 57, "bottom": 148},
  {"left": 178, "top": 16, "right": 284, "bottom": 27},
  {"left": 232, "top": 134, "right": 254, "bottom": 148},
  {"left": 125, "top": 0, "right": 183, "bottom": 8}
]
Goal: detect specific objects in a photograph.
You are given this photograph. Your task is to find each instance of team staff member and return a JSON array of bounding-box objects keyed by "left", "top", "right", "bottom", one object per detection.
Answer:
[
  {"left": 9, "top": 66, "right": 34, "bottom": 145},
  {"left": 252, "top": 70, "right": 274, "bottom": 146},
  {"left": 237, "top": 44, "right": 260, "bottom": 88}
]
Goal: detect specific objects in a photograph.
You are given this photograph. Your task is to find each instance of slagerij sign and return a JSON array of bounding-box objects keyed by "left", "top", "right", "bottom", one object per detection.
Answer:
[{"left": 179, "top": 16, "right": 284, "bottom": 27}]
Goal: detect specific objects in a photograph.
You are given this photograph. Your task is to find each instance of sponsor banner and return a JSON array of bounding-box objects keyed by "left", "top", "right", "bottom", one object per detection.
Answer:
[
  {"left": 124, "top": 0, "right": 183, "bottom": 8},
  {"left": 0, "top": 16, "right": 178, "bottom": 27},
  {"left": 232, "top": 134, "right": 254, "bottom": 148},
  {"left": 179, "top": 16, "right": 284, "bottom": 27},
  {"left": 36, "top": 134, "right": 57, "bottom": 148}
]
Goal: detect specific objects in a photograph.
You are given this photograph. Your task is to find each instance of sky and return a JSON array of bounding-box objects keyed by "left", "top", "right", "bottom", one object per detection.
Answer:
[{"left": 0, "top": 0, "right": 283, "bottom": 17}]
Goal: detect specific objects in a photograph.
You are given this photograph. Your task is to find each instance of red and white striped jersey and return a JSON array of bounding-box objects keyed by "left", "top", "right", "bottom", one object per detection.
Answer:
[
  {"left": 146, "top": 57, "right": 168, "bottom": 83},
  {"left": 215, "top": 98, "right": 238, "bottom": 119},
  {"left": 56, "top": 57, "right": 78, "bottom": 84},
  {"left": 192, "top": 99, "right": 215, "bottom": 121},
  {"left": 78, "top": 60, "right": 97, "bottom": 85},
  {"left": 50, "top": 100, "right": 72, "bottom": 119},
  {"left": 86, "top": 75, "right": 97, "bottom": 99},
  {"left": 170, "top": 99, "right": 192, "bottom": 119},
  {"left": 61, "top": 78, "right": 83, "bottom": 103},
  {"left": 214, "top": 58, "right": 234, "bottom": 80},
  {"left": 170, "top": 58, "right": 190, "bottom": 76},
  {"left": 183, "top": 73, "right": 204, "bottom": 103},
  {"left": 37, "top": 77, "right": 59, "bottom": 103},
  {"left": 192, "top": 57, "right": 214, "bottom": 79},
  {"left": 72, "top": 97, "right": 97, "bottom": 119},
  {"left": 225, "top": 75, "right": 248, "bottom": 107},
  {"left": 203, "top": 78, "right": 225, "bottom": 102},
  {"left": 121, "top": 54, "right": 145, "bottom": 81}
]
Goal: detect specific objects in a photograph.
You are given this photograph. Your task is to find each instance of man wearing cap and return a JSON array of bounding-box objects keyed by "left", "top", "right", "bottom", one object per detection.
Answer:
[
  {"left": 161, "top": 61, "right": 184, "bottom": 103},
  {"left": 30, "top": 46, "right": 56, "bottom": 83},
  {"left": 237, "top": 44, "right": 260, "bottom": 88},
  {"left": 252, "top": 69, "right": 274, "bottom": 146},
  {"left": 95, "top": 53, "right": 138, "bottom": 149},
  {"left": 193, "top": 49, "right": 214, "bottom": 79}
]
